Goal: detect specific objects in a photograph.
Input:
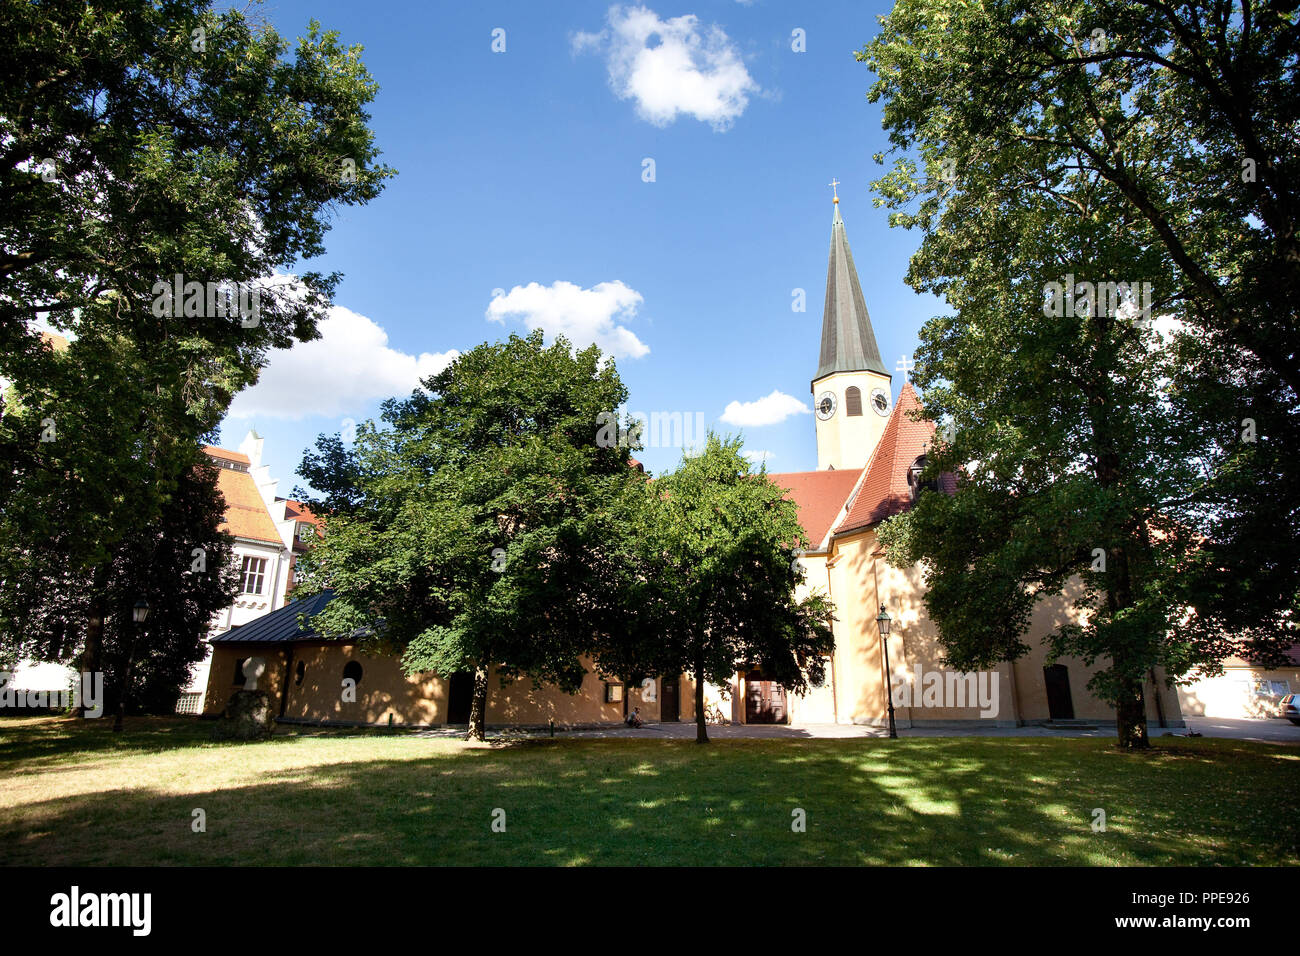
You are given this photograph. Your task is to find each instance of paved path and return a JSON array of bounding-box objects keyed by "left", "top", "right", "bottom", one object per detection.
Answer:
[
  {"left": 491, "top": 715, "right": 1300, "bottom": 743},
  {"left": 1183, "top": 715, "right": 1300, "bottom": 744},
  {"left": 405, "top": 715, "right": 1300, "bottom": 744}
]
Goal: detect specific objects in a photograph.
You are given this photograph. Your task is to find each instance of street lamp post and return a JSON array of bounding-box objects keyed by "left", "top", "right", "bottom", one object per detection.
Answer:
[
  {"left": 877, "top": 604, "right": 897, "bottom": 739},
  {"left": 113, "top": 599, "right": 150, "bottom": 732}
]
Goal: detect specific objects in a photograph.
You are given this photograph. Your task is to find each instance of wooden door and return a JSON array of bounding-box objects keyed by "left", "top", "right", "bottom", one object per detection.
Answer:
[
  {"left": 660, "top": 677, "right": 679, "bottom": 722},
  {"left": 1043, "top": 664, "right": 1074, "bottom": 720},
  {"left": 745, "top": 671, "right": 788, "bottom": 724}
]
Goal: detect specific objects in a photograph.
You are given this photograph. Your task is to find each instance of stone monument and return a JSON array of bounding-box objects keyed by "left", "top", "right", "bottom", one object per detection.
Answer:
[{"left": 214, "top": 656, "right": 273, "bottom": 740}]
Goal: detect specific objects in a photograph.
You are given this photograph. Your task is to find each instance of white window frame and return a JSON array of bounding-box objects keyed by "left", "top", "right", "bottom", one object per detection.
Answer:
[{"left": 240, "top": 555, "right": 268, "bottom": 595}]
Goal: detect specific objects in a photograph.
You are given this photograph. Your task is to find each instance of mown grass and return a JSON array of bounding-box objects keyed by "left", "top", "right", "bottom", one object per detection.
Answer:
[{"left": 0, "top": 716, "right": 1296, "bottom": 866}]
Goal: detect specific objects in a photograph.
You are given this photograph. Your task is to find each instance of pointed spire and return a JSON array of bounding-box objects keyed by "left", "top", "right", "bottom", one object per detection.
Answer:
[{"left": 815, "top": 197, "right": 888, "bottom": 381}]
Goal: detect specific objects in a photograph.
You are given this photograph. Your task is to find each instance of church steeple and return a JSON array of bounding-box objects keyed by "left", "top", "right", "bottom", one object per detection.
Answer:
[
  {"left": 811, "top": 191, "right": 893, "bottom": 471},
  {"left": 815, "top": 198, "right": 888, "bottom": 381}
]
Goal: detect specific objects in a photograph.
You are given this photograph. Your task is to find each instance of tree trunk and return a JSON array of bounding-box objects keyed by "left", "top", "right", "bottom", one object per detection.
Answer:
[
  {"left": 78, "top": 576, "right": 108, "bottom": 720},
  {"left": 694, "top": 643, "right": 708, "bottom": 744},
  {"left": 112, "top": 628, "right": 136, "bottom": 733},
  {"left": 1115, "top": 678, "right": 1149, "bottom": 750},
  {"left": 466, "top": 664, "right": 489, "bottom": 742},
  {"left": 1103, "top": 542, "right": 1149, "bottom": 750}
]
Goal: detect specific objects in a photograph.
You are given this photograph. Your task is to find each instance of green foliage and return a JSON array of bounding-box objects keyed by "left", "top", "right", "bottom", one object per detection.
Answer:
[
  {"left": 294, "top": 332, "right": 645, "bottom": 734},
  {"left": 1, "top": 0, "right": 393, "bottom": 417},
  {"left": 0, "top": 0, "right": 391, "bottom": 673},
  {"left": 0, "top": 450, "right": 238, "bottom": 713},
  {"left": 627, "top": 434, "right": 835, "bottom": 741},
  {"left": 862, "top": 0, "right": 1298, "bottom": 747}
]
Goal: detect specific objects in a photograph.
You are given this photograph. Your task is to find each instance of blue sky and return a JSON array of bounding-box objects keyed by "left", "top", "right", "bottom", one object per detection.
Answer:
[{"left": 215, "top": 0, "right": 944, "bottom": 489}]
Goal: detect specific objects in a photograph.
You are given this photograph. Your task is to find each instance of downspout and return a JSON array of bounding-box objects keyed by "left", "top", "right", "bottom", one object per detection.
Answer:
[
  {"left": 823, "top": 550, "right": 839, "bottom": 725},
  {"left": 870, "top": 545, "right": 900, "bottom": 728},
  {"left": 1005, "top": 658, "right": 1022, "bottom": 727}
]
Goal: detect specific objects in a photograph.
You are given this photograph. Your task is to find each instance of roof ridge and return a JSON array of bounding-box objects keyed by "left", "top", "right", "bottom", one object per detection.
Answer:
[{"left": 832, "top": 383, "right": 934, "bottom": 537}]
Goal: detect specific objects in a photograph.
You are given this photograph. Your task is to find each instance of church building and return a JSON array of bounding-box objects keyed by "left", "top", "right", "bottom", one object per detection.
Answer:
[{"left": 200, "top": 197, "right": 1184, "bottom": 732}]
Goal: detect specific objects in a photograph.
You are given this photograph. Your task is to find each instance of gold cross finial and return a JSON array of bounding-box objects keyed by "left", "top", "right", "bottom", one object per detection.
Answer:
[{"left": 828, "top": 178, "right": 840, "bottom": 203}]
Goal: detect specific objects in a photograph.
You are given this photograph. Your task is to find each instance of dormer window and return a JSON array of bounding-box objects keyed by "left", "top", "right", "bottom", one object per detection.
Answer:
[{"left": 907, "top": 454, "right": 938, "bottom": 503}]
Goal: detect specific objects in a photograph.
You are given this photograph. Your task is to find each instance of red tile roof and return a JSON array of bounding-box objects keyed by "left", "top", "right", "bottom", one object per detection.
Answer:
[
  {"left": 834, "top": 382, "right": 953, "bottom": 535},
  {"left": 213, "top": 466, "right": 282, "bottom": 545},
  {"left": 767, "top": 468, "right": 864, "bottom": 550},
  {"left": 202, "top": 445, "right": 251, "bottom": 465},
  {"left": 282, "top": 499, "right": 319, "bottom": 526}
]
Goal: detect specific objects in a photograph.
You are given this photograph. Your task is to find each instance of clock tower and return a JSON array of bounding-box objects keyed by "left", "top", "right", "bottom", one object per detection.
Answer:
[{"left": 812, "top": 190, "right": 893, "bottom": 470}]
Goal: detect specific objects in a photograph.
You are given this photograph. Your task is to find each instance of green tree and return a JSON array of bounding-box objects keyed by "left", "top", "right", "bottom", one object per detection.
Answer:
[
  {"left": 863, "top": 0, "right": 1297, "bottom": 389},
  {"left": 0, "top": 443, "right": 238, "bottom": 718},
  {"left": 0, "top": 0, "right": 392, "bottom": 688},
  {"left": 633, "top": 435, "right": 835, "bottom": 744},
  {"left": 863, "top": 0, "right": 1298, "bottom": 748},
  {"left": 294, "top": 331, "right": 646, "bottom": 741}
]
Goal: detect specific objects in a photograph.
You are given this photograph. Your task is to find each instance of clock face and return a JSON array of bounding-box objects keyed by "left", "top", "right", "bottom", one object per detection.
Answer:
[
  {"left": 816, "top": 391, "right": 837, "bottom": 421},
  {"left": 871, "top": 387, "right": 890, "bottom": 416}
]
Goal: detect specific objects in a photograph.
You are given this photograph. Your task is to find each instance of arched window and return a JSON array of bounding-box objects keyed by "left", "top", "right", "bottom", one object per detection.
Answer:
[
  {"left": 845, "top": 386, "right": 863, "bottom": 416},
  {"left": 907, "top": 455, "right": 938, "bottom": 502},
  {"left": 295, "top": 660, "right": 306, "bottom": 686},
  {"left": 343, "top": 661, "right": 363, "bottom": 686}
]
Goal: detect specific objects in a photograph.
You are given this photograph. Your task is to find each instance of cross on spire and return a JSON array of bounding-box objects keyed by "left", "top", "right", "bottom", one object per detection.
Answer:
[
  {"left": 828, "top": 178, "right": 840, "bottom": 203},
  {"left": 896, "top": 354, "right": 916, "bottom": 382}
]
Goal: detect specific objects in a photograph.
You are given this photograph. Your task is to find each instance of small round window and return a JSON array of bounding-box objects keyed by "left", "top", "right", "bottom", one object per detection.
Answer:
[{"left": 343, "top": 661, "right": 363, "bottom": 686}]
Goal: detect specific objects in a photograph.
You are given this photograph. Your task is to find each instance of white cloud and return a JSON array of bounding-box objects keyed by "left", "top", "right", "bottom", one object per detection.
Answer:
[
  {"left": 720, "top": 390, "right": 810, "bottom": 427},
  {"left": 225, "top": 305, "right": 459, "bottom": 421},
  {"left": 575, "top": 5, "right": 759, "bottom": 131},
  {"left": 744, "top": 449, "right": 774, "bottom": 465},
  {"left": 486, "top": 280, "right": 649, "bottom": 359}
]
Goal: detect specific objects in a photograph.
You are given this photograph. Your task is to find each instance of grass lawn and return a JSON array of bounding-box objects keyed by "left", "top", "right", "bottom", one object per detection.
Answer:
[{"left": 0, "top": 715, "right": 1296, "bottom": 866}]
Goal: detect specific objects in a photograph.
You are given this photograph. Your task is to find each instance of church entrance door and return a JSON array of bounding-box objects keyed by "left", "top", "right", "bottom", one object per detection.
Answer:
[
  {"left": 744, "top": 670, "right": 788, "bottom": 724},
  {"left": 447, "top": 671, "right": 474, "bottom": 724},
  {"left": 1043, "top": 664, "right": 1074, "bottom": 720},
  {"left": 660, "top": 677, "right": 679, "bottom": 721}
]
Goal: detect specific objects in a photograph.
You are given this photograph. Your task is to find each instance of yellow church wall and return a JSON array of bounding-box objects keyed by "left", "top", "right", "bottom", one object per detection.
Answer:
[
  {"left": 876, "top": 556, "right": 1006, "bottom": 723},
  {"left": 202, "top": 645, "right": 288, "bottom": 716},
  {"left": 680, "top": 676, "right": 699, "bottom": 722},
  {"left": 788, "top": 671, "right": 838, "bottom": 723},
  {"left": 488, "top": 664, "right": 626, "bottom": 726},
  {"left": 824, "top": 529, "right": 886, "bottom": 724},
  {"left": 205, "top": 642, "right": 691, "bottom": 728},
  {"left": 1007, "top": 585, "right": 1182, "bottom": 727},
  {"left": 824, "top": 529, "right": 1185, "bottom": 728},
  {"left": 284, "top": 644, "right": 445, "bottom": 725}
]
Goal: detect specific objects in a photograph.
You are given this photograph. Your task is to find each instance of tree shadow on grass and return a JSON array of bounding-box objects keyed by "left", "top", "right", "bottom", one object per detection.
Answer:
[{"left": 1, "top": 734, "right": 1296, "bottom": 866}]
